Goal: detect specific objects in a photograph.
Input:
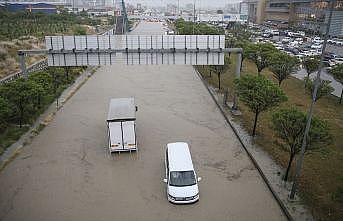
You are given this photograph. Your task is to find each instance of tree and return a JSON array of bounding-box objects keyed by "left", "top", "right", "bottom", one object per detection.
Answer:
[
  {"left": 226, "top": 37, "right": 236, "bottom": 57},
  {"left": 330, "top": 64, "right": 343, "bottom": 104},
  {"left": 304, "top": 77, "right": 334, "bottom": 101},
  {"left": 0, "top": 96, "right": 12, "bottom": 132},
  {"left": 234, "top": 74, "right": 287, "bottom": 136},
  {"left": 0, "top": 78, "right": 40, "bottom": 127},
  {"left": 234, "top": 40, "right": 250, "bottom": 70},
  {"left": 28, "top": 71, "right": 53, "bottom": 108},
  {"left": 303, "top": 56, "right": 320, "bottom": 78},
  {"left": 272, "top": 108, "right": 332, "bottom": 181},
  {"left": 215, "top": 66, "right": 224, "bottom": 89},
  {"left": 73, "top": 25, "right": 87, "bottom": 35},
  {"left": 245, "top": 43, "right": 277, "bottom": 75},
  {"left": 269, "top": 52, "right": 299, "bottom": 86}
]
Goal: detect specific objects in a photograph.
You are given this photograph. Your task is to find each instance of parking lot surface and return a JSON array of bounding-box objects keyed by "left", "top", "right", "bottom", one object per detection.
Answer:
[{"left": 0, "top": 22, "right": 286, "bottom": 221}]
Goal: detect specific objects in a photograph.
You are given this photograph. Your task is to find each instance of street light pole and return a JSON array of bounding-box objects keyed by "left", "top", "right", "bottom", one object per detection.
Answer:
[{"left": 289, "top": 0, "right": 335, "bottom": 200}]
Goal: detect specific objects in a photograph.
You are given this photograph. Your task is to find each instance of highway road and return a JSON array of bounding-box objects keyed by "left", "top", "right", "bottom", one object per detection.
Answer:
[{"left": 0, "top": 21, "right": 286, "bottom": 221}]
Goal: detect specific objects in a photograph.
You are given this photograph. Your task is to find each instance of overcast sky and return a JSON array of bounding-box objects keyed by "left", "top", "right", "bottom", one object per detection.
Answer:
[{"left": 126, "top": 0, "right": 243, "bottom": 8}]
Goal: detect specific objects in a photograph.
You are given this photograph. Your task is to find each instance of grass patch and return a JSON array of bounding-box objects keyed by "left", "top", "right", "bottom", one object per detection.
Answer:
[{"left": 196, "top": 56, "right": 343, "bottom": 221}]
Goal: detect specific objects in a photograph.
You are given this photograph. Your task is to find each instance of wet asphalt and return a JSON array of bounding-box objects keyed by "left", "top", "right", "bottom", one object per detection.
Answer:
[{"left": 0, "top": 22, "right": 286, "bottom": 221}]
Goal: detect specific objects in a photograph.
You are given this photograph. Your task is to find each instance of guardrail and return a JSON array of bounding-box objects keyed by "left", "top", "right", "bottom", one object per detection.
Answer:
[{"left": 0, "top": 59, "right": 48, "bottom": 84}]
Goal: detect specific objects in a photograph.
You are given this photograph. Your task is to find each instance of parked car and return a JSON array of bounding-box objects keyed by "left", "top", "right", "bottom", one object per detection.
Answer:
[
  {"left": 289, "top": 41, "right": 299, "bottom": 48},
  {"left": 328, "top": 39, "right": 336, "bottom": 44},
  {"left": 287, "top": 31, "right": 296, "bottom": 37},
  {"left": 282, "top": 37, "right": 292, "bottom": 43},
  {"left": 295, "top": 31, "right": 306, "bottom": 37},
  {"left": 332, "top": 39, "right": 343, "bottom": 46},
  {"left": 295, "top": 38, "right": 304, "bottom": 44},
  {"left": 329, "top": 59, "right": 337, "bottom": 67},
  {"left": 324, "top": 52, "right": 339, "bottom": 60},
  {"left": 262, "top": 32, "right": 273, "bottom": 38},
  {"left": 295, "top": 54, "right": 304, "bottom": 60},
  {"left": 332, "top": 58, "right": 343, "bottom": 65},
  {"left": 313, "top": 37, "right": 324, "bottom": 44},
  {"left": 271, "top": 30, "right": 279, "bottom": 36},
  {"left": 300, "top": 50, "right": 317, "bottom": 57},
  {"left": 311, "top": 43, "right": 323, "bottom": 49}
]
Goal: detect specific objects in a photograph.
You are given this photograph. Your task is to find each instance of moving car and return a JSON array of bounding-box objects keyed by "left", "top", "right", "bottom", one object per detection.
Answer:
[
  {"left": 106, "top": 98, "right": 137, "bottom": 153},
  {"left": 164, "top": 142, "right": 201, "bottom": 204}
]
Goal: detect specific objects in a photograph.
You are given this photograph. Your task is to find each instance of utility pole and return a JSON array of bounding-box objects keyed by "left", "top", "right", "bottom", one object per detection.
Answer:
[
  {"left": 177, "top": 0, "right": 179, "bottom": 16},
  {"left": 289, "top": 0, "right": 335, "bottom": 200},
  {"left": 193, "top": 0, "right": 196, "bottom": 34}
]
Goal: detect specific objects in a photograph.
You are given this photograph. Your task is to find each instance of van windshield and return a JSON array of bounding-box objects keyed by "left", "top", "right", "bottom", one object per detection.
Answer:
[{"left": 169, "top": 171, "right": 196, "bottom": 187}]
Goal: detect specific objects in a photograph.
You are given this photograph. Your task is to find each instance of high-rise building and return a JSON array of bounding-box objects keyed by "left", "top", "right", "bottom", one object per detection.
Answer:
[
  {"left": 240, "top": 1, "right": 249, "bottom": 15},
  {"left": 243, "top": 0, "right": 266, "bottom": 23},
  {"left": 243, "top": 0, "right": 343, "bottom": 37},
  {"left": 291, "top": 0, "right": 343, "bottom": 37},
  {"left": 265, "top": 0, "right": 290, "bottom": 24}
]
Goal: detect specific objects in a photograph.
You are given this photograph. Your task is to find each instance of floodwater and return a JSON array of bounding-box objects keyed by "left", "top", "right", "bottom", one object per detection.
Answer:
[{"left": 0, "top": 22, "right": 286, "bottom": 221}]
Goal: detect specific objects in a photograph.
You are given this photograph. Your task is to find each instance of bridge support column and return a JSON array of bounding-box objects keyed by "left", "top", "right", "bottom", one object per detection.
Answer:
[{"left": 19, "top": 52, "right": 27, "bottom": 80}]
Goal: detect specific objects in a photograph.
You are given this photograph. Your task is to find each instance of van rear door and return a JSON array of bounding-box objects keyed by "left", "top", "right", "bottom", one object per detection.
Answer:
[
  {"left": 122, "top": 121, "right": 136, "bottom": 150},
  {"left": 109, "top": 122, "right": 123, "bottom": 151}
]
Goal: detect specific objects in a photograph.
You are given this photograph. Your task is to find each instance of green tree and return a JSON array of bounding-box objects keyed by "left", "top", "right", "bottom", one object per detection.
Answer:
[
  {"left": 213, "top": 65, "right": 224, "bottom": 89},
  {"left": 0, "top": 78, "right": 40, "bottom": 127},
  {"left": 245, "top": 43, "right": 277, "bottom": 75},
  {"left": 303, "top": 56, "right": 320, "bottom": 78},
  {"left": 234, "top": 40, "right": 250, "bottom": 70},
  {"left": 304, "top": 77, "right": 334, "bottom": 102},
  {"left": 269, "top": 52, "right": 299, "bottom": 86},
  {"left": 272, "top": 108, "right": 332, "bottom": 181},
  {"left": 0, "top": 96, "right": 12, "bottom": 132},
  {"left": 73, "top": 25, "right": 87, "bottom": 35},
  {"left": 330, "top": 64, "right": 343, "bottom": 104},
  {"left": 234, "top": 74, "right": 287, "bottom": 136}
]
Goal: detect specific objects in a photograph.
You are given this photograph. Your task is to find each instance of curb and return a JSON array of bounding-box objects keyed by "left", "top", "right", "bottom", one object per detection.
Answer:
[
  {"left": 193, "top": 67, "right": 294, "bottom": 221},
  {"left": 0, "top": 67, "right": 97, "bottom": 171}
]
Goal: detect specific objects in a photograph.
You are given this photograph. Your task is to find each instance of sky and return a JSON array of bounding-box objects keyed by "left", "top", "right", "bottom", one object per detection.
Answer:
[{"left": 125, "top": 0, "right": 243, "bottom": 8}]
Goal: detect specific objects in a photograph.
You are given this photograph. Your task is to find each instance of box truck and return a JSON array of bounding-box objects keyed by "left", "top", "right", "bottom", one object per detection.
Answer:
[{"left": 107, "top": 98, "right": 137, "bottom": 153}]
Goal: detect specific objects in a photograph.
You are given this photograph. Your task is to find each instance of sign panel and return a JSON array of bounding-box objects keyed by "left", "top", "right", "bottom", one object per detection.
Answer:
[{"left": 46, "top": 35, "right": 225, "bottom": 66}]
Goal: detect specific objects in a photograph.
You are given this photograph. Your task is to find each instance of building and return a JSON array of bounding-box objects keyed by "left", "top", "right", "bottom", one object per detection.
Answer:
[
  {"left": 291, "top": 0, "right": 343, "bottom": 37},
  {"left": 240, "top": 1, "right": 249, "bottom": 15},
  {"left": 225, "top": 3, "right": 240, "bottom": 13},
  {"left": 243, "top": 0, "right": 266, "bottom": 24},
  {"left": 243, "top": 0, "right": 343, "bottom": 36},
  {"left": 0, "top": 2, "right": 57, "bottom": 14},
  {"left": 264, "top": 0, "right": 290, "bottom": 25}
]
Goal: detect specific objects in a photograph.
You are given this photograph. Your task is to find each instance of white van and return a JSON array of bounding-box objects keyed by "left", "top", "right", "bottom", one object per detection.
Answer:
[{"left": 163, "top": 142, "right": 201, "bottom": 204}]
